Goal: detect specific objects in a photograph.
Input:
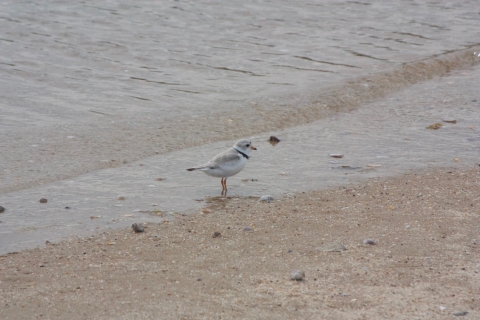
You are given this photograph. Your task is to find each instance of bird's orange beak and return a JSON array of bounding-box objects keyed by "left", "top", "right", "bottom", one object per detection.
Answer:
[{"left": 251, "top": 145, "right": 257, "bottom": 150}]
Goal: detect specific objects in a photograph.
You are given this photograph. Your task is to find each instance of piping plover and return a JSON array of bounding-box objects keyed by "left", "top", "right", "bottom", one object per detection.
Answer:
[{"left": 187, "top": 139, "right": 257, "bottom": 195}]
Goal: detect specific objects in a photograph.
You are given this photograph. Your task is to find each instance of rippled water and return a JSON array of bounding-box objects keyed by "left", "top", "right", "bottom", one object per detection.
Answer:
[
  {"left": 1, "top": 0, "right": 479, "bottom": 193},
  {"left": 0, "top": 0, "right": 479, "bottom": 253}
]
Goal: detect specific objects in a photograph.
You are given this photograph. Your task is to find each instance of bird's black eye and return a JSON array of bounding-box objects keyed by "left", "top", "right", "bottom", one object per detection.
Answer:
[{"left": 246, "top": 144, "right": 250, "bottom": 147}]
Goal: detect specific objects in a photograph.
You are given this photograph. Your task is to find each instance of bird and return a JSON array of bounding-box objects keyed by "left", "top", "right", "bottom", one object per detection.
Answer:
[{"left": 186, "top": 139, "right": 257, "bottom": 196}]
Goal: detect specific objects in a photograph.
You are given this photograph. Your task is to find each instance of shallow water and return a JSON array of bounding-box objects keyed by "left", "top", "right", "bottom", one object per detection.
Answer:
[
  {"left": 0, "top": 63, "right": 478, "bottom": 254},
  {"left": 1, "top": 0, "right": 480, "bottom": 253},
  {"left": 1, "top": 0, "right": 479, "bottom": 193}
]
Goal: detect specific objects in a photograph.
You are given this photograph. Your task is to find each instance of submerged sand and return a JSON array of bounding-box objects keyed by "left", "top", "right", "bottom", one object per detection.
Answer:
[{"left": 1, "top": 166, "right": 478, "bottom": 319}]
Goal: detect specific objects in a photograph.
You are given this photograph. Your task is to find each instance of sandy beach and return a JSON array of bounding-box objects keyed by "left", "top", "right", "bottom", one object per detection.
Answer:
[
  {"left": 1, "top": 1, "right": 480, "bottom": 319},
  {"left": 1, "top": 166, "right": 478, "bottom": 319}
]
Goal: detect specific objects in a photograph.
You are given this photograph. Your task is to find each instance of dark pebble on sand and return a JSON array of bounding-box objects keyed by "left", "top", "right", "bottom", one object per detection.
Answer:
[
  {"left": 0, "top": 206, "right": 5, "bottom": 213},
  {"left": 132, "top": 223, "right": 144, "bottom": 233},
  {"left": 39, "top": 198, "right": 48, "bottom": 203},
  {"left": 268, "top": 136, "right": 281, "bottom": 146},
  {"left": 363, "top": 238, "right": 376, "bottom": 245},
  {"left": 212, "top": 232, "right": 221, "bottom": 238}
]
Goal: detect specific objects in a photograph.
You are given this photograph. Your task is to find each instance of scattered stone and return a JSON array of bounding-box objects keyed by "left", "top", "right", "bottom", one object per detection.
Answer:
[
  {"left": 260, "top": 195, "right": 274, "bottom": 203},
  {"left": 439, "top": 306, "right": 446, "bottom": 311},
  {"left": 243, "top": 227, "right": 253, "bottom": 231},
  {"left": 332, "top": 166, "right": 362, "bottom": 170},
  {"left": 317, "top": 243, "right": 347, "bottom": 252},
  {"left": 268, "top": 136, "right": 281, "bottom": 146},
  {"left": 132, "top": 223, "right": 144, "bottom": 233},
  {"left": 212, "top": 232, "right": 221, "bottom": 238},
  {"left": 117, "top": 195, "right": 126, "bottom": 200},
  {"left": 201, "top": 208, "right": 211, "bottom": 214},
  {"left": 65, "top": 206, "right": 70, "bottom": 209},
  {"left": 442, "top": 118, "right": 457, "bottom": 124},
  {"left": 453, "top": 311, "right": 468, "bottom": 316},
  {"left": 90, "top": 215, "right": 101, "bottom": 219},
  {"left": 39, "top": 198, "right": 48, "bottom": 203},
  {"left": 363, "top": 238, "right": 376, "bottom": 245},
  {"left": 426, "top": 123, "right": 442, "bottom": 130},
  {"left": 290, "top": 270, "right": 305, "bottom": 281},
  {"left": 0, "top": 206, "right": 5, "bottom": 213},
  {"left": 366, "top": 164, "right": 381, "bottom": 168},
  {"left": 155, "top": 177, "right": 165, "bottom": 181},
  {"left": 329, "top": 153, "right": 344, "bottom": 158},
  {"left": 151, "top": 203, "right": 159, "bottom": 206}
]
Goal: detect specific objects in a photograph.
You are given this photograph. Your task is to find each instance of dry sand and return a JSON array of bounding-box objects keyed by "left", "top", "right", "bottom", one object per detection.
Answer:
[{"left": 1, "top": 166, "right": 479, "bottom": 319}]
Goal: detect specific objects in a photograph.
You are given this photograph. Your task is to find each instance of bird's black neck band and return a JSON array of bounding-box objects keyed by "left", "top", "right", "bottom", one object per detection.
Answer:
[{"left": 234, "top": 148, "right": 249, "bottom": 159}]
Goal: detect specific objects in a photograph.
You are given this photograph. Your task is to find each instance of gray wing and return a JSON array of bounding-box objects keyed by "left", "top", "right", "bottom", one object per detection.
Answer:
[
  {"left": 206, "top": 148, "right": 241, "bottom": 168},
  {"left": 187, "top": 148, "right": 240, "bottom": 170}
]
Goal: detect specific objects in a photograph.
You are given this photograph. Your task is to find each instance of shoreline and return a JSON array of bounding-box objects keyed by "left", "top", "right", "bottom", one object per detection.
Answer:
[
  {"left": 1, "top": 166, "right": 478, "bottom": 319},
  {"left": 2, "top": 62, "right": 480, "bottom": 255}
]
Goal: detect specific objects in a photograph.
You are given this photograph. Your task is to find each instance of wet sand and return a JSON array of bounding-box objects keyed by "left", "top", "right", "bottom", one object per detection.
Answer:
[{"left": 1, "top": 166, "right": 479, "bottom": 319}]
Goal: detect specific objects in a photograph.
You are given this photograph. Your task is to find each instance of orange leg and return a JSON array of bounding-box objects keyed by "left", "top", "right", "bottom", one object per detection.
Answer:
[{"left": 221, "top": 178, "right": 227, "bottom": 196}]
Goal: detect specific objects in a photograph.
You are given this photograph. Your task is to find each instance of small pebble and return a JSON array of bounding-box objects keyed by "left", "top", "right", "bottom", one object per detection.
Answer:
[
  {"left": 442, "top": 118, "right": 457, "bottom": 124},
  {"left": 243, "top": 227, "right": 253, "bottom": 231},
  {"left": 132, "top": 223, "right": 144, "bottom": 233},
  {"left": 329, "top": 153, "right": 344, "bottom": 158},
  {"left": 39, "top": 198, "right": 48, "bottom": 204},
  {"left": 155, "top": 177, "right": 164, "bottom": 181},
  {"left": 260, "top": 195, "right": 274, "bottom": 203},
  {"left": 290, "top": 270, "right": 305, "bottom": 281},
  {"left": 426, "top": 123, "right": 442, "bottom": 130},
  {"left": 453, "top": 311, "right": 468, "bottom": 317},
  {"left": 117, "top": 195, "right": 126, "bottom": 200},
  {"left": 212, "top": 232, "right": 221, "bottom": 238},
  {"left": 0, "top": 206, "right": 5, "bottom": 213},
  {"left": 268, "top": 136, "right": 281, "bottom": 146},
  {"left": 363, "top": 238, "right": 376, "bottom": 245},
  {"left": 65, "top": 206, "right": 70, "bottom": 209}
]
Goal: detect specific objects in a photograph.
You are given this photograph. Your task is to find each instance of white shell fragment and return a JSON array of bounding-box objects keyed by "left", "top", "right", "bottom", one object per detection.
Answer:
[
  {"left": 329, "top": 154, "right": 344, "bottom": 158},
  {"left": 260, "top": 195, "right": 274, "bottom": 202}
]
